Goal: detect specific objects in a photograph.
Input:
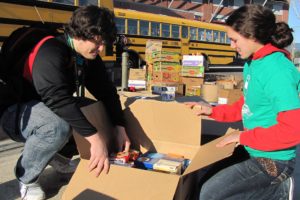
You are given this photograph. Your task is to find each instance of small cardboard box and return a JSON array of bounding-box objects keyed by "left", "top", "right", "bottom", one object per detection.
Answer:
[
  {"left": 182, "top": 55, "right": 205, "bottom": 67},
  {"left": 128, "top": 69, "right": 147, "bottom": 89},
  {"left": 62, "top": 100, "right": 236, "bottom": 200},
  {"left": 216, "top": 80, "right": 235, "bottom": 90},
  {"left": 181, "top": 77, "right": 204, "bottom": 86},
  {"left": 201, "top": 84, "right": 219, "bottom": 103},
  {"left": 145, "top": 40, "right": 162, "bottom": 64},
  {"left": 128, "top": 80, "right": 147, "bottom": 89},
  {"left": 151, "top": 85, "right": 176, "bottom": 101},
  {"left": 181, "top": 66, "right": 205, "bottom": 78},
  {"left": 152, "top": 51, "right": 180, "bottom": 63},
  {"left": 216, "top": 74, "right": 244, "bottom": 90},
  {"left": 185, "top": 85, "right": 201, "bottom": 96},
  {"left": 146, "top": 40, "right": 162, "bottom": 51},
  {"left": 153, "top": 61, "right": 181, "bottom": 72},
  {"left": 218, "top": 89, "right": 243, "bottom": 105},
  {"left": 181, "top": 77, "right": 203, "bottom": 97},
  {"left": 152, "top": 71, "right": 180, "bottom": 83},
  {"left": 129, "top": 69, "right": 146, "bottom": 81},
  {"left": 151, "top": 85, "right": 176, "bottom": 94}
]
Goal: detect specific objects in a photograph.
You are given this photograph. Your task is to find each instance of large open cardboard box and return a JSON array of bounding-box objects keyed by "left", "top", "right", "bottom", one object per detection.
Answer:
[{"left": 62, "top": 99, "right": 236, "bottom": 200}]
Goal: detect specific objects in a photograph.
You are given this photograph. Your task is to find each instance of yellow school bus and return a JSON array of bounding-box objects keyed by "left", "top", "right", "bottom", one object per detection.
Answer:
[
  {"left": 0, "top": 0, "right": 238, "bottom": 75},
  {"left": 114, "top": 8, "right": 238, "bottom": 68}
]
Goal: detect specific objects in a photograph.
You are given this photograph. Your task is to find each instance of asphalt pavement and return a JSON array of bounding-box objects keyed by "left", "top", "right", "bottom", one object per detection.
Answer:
[{"left": 0, "top": 138, "right": 75, "bottom": 200}]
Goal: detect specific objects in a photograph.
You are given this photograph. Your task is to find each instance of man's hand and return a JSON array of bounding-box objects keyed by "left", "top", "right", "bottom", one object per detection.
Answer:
[
  {"left": 216, "top": 131, "right": 241, "bottom": 148},
  {"left": 85, "top": 133, "right": 109, "bottom": 177},
  {"left": 185, "top": 102, "right": 212, "bottom": 116},
  {"left": 116, "top": 125, "right": 131, "bottom": 152}
]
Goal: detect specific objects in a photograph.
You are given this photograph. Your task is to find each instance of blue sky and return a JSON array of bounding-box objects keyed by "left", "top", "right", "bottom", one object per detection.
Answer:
[{"left": 288, "top": 0, "right": 300, "bottom": 43}]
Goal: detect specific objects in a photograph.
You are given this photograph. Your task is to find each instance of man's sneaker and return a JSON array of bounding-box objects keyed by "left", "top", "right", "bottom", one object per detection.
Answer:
[
  {"left": 19, "top": 181, "right": 45, "bottom": 200},
  {"left": 49, "top": 153, "right": 79, "bottom": 174},
  {"left": 288, "top": 177, "right": 294, "bottom": 200}
]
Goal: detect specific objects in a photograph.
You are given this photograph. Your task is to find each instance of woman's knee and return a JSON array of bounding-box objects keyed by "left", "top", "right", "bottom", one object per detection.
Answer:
[{"left": 199, "top": 181, "right": 217, "bottom": 200}]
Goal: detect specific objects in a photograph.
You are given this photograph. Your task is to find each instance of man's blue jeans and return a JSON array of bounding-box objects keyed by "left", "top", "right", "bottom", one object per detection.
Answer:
[
  {"left": 0, "top": 100, "right": 71, "bottom": 184},
  {"left": 200, "top": 157, "right": 295, "bottom": 200}
]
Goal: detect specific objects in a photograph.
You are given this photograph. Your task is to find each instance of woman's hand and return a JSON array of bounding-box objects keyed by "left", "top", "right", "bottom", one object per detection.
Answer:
[
  {"left": 185, "top": 101, "right": 213, "bottom": 116},
  {"left": 216, "top": 131, "right": 241, "bottom": 147}
]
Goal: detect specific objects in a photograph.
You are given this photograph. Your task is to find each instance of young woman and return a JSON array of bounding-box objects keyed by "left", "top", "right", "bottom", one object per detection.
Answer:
[{"left": 187, "top": 4, "right": 300, "bottom": 200}]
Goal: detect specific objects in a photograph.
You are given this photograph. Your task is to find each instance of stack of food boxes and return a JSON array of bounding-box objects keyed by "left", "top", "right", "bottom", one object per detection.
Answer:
[
  {"left": 143, "top": 41, "right": 243, "bottom": 104},
  {"left": 145, "top": 40, "right": 162, "bottom": 90},
  {"left": 145, "top": 40, "right": 181, "bottom": 100},
  {"left": 128, "top": 68, "right": 147, "bottom": 90},
  {"left": 151, "top": 51, "right": 181, "bottom": 85},
  {"left": 181, "top": 55, "right": 205, "bottom": 96},
  {"left": 151, "top": 51, "right": 181, "bottom": 100}
]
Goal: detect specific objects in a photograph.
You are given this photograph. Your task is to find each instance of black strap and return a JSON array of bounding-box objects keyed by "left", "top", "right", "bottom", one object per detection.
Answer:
[
  {"left": 74, "top": 55, "right": 85, "bottom": 97},
  {"left": 14, "top": 103, "right": 21, "bottom": 140}
]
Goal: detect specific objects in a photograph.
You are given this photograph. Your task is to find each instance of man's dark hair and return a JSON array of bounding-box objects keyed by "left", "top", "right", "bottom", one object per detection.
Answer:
[
  {"left": 226, "top": 4, "right": 293, "bottom": 49},
  {"left": 65, "top": 5, "right": 117, "bottom": 44}
]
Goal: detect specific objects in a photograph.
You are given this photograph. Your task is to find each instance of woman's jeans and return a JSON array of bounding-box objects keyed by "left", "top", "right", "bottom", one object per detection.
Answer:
[
  {"left": 0, "top": 100, "right": 71, "bottom": 184},
  {"left": 200, "top": 157, "right": 295, "bottom": 200}
]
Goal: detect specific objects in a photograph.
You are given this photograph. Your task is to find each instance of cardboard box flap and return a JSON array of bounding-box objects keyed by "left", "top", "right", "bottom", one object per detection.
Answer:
[
  {"left": 182, "top": 128, "right": 237, "bottom": 176},
  {"left": 74, "top": 102, "right": 115, "bottom": 159},
  {"left": 62, "top": 160, "right": 180, "bottom": 200},
  {"left": 123, "top": 99, "right": 201, "bottom": 147}
]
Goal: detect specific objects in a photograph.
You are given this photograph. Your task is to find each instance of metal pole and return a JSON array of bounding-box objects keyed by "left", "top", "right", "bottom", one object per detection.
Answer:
[
  {"left": 209, "top": 0, "right": 224, "bottom": 23},
  {"left": 168, "top": 0, "right": 174, "bottom": 8},
  {"left": 121, "top": 52, "right": 129, "bottom": 91},
  {"left": 262, "top": 0, "right": 268, "bottom": 6}
]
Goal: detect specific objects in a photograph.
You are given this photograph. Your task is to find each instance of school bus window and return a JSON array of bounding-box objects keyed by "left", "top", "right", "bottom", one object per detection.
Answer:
[
  {"left": 182, "top": 26, "right": 188, "bottom": 39},
  {"left": 206, "top": 30, "right": 212, "bottom": 42},
  {"left": 162, "top": 23, "right": 170, "bottom": 38},
  {"left": 128, "top": 19, "right": 138, "bottom": 35},
  {"left": 151, "top": 22, "right": 160, "bottom": 37},
  {"left": 79, "top": 0, "right": 98, "bottom": 6},
  {"left": 213, "top": 30, "right": 220, "bottom": 42},
  {"left": 52, "top": 0, "right": 74, "bottom": 5},
  {"left": 140, "top": 20, "right": 149, "bottom": 36},
  {"left": 171, "top": 25, "right": 180, "bottom": 38},
  {"left": 115, "top": 18, "right": 125, "bottom": 34},
  {"left": 226, "top": 33, "right": 231, "bottom": 44},
  {"left": 198, "top": 28, "right": 205, "bottom": 41},
  {"left": 220, "top": 31, "right": 226, "bottom": 43},
  {"left": 190, "top": 27, "right": 197, "bottom": 40}
]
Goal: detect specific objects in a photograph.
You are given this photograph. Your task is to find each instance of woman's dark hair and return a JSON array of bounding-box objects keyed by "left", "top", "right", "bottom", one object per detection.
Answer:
[
  {"left": 65, "top": 5, "right": 117, "bottom": 44},
  {"left": 226, "top": 4, "right": 293, "bottom": 48}
]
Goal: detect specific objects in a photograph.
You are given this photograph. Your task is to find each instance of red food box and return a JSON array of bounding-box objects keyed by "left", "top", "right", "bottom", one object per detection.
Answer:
[{"left": 110, "top": 152, "right": 130, "bottom": 164}]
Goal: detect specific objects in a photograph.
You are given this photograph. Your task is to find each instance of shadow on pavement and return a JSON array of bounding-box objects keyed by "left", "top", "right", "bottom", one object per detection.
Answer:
[{"left": 0, "top": 163, "right": 76, "bottom": 200}]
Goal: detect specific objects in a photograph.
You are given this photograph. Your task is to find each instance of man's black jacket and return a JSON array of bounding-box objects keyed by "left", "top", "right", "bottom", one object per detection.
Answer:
[{"left": 23, "top": 35, "right": 124, "bottom": 136}]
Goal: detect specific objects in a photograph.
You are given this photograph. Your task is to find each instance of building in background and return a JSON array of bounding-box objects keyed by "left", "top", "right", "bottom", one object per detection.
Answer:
[{"left": 114, "top": 0, "right": 289, "bottom": 23}]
